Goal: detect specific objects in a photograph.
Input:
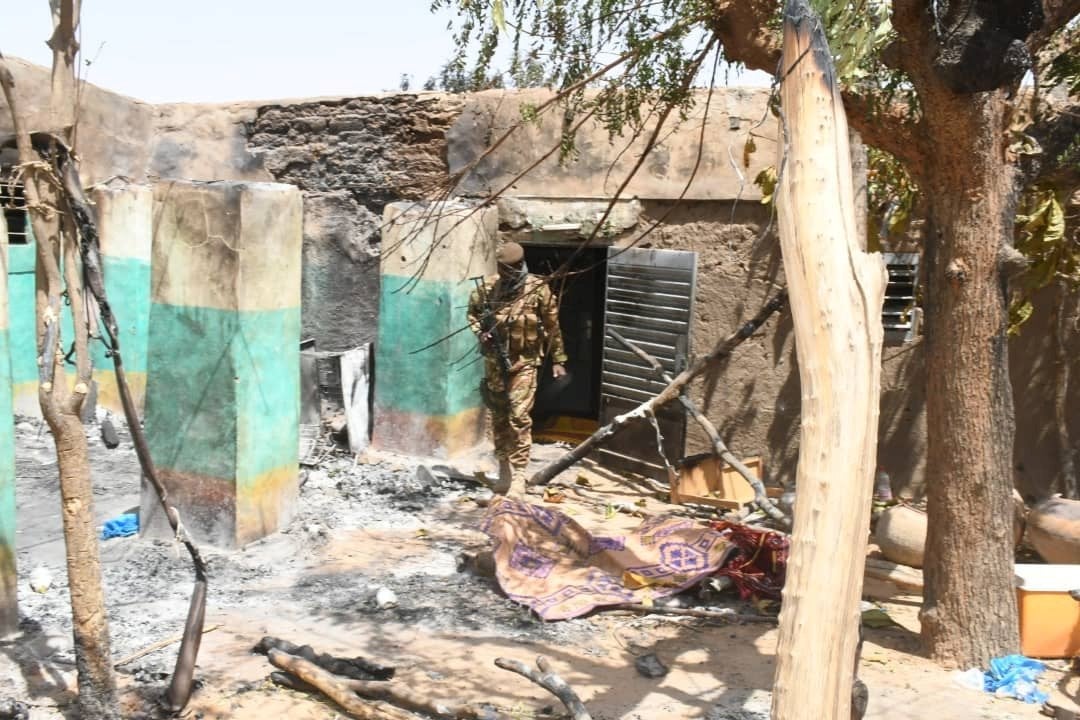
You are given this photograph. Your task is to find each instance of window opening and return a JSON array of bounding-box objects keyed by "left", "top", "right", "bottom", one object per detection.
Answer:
[{"left": 1, "top": 169, "right": 29, "bottom": 245}]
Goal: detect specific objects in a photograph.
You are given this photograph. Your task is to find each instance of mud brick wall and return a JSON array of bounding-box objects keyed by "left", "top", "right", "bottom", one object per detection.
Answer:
[{"left": 247, "top": 95, "right": 463, "bottom": 353}]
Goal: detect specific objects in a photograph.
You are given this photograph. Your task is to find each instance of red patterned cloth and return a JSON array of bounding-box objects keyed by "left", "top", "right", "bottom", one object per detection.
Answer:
[{"left": 710, "top": 521, "right": 790, "bottom": 600}]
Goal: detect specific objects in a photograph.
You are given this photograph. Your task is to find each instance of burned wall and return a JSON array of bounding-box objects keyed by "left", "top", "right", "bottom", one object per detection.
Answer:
[
  {"left": 246, "top": 95, "right": 462, "bottom": 353},
  {"left": 0, "top": 57, "right": 157, "bottom": 184}
]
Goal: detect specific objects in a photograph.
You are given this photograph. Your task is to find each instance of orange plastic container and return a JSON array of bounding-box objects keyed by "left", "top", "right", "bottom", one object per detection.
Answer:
[{"left": 1014, "top": 564, "right": 1080, "bottom": 658}]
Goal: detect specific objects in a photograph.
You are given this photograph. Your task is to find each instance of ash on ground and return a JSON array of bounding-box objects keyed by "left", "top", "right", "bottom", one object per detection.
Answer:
[{"left": 4, "top": 417, "right": 598, "bottom": 716}]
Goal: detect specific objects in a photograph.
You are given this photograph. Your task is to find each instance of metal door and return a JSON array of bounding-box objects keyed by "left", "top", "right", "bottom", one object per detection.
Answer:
[{"left": 599, "top": 247, "right": 696, "bottom": 481}]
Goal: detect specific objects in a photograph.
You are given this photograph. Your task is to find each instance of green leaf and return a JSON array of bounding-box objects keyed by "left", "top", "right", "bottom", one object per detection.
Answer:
[
  {"left": 491, "top": 0, "right": 506, "bottom": 33},
  {"left": 1044, "top": 196, "right": 1066, "bottom": 245},
  {"left": 1008, "top": 299, "right": 1034, "bottom": 335}
]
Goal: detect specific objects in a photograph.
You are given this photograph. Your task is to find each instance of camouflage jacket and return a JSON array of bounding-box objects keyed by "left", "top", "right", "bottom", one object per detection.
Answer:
[{"left": 467, "top": 273, "right": 568, "bottom": 368}]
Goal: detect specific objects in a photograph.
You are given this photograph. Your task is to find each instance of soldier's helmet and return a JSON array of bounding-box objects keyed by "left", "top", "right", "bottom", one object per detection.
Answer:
[{"left": 496, "top": 242, "right": 525, "bottom": 266}]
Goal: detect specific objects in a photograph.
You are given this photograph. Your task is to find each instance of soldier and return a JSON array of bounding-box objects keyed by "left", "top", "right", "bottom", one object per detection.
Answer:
[{"left": 467, "top": 242, "right": 567, "bottom": 495}]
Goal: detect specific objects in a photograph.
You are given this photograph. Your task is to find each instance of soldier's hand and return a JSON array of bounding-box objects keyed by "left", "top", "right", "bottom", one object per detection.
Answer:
[{"left": 552, "top": 363, "right": 567, "bottom": 379}]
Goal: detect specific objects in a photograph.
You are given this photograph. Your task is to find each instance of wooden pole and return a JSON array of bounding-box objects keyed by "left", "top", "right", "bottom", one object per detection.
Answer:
[{"left": 770, "top": 0, "right": 887, "bottom": 718}]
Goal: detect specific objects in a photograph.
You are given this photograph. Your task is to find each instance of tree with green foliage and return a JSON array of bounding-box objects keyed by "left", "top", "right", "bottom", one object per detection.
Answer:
[{"left": 438, "top": 0, "right": 1080, "bottom": 670}]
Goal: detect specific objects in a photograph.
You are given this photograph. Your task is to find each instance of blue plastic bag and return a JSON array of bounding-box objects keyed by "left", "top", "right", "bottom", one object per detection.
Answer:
[
  {"left": 100, "top": 513, "right": 139, "bottom": 540},
  {"left": 983, "top": 654, "right": 1048, "bottom": 704}
]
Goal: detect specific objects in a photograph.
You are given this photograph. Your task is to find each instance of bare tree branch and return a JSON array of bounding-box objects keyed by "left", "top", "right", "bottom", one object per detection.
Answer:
[
  {"left": 494, "top": 656, "right": 592, "bottom": 720},
  {"left": 46, "top": 0, "right": 80, "bottom": 135},
  {"left": 708, "top": 0, "right": 782, "bottom": 73},
  {"left": 842, "top": 89, "right": 927, "bottom": 176}
]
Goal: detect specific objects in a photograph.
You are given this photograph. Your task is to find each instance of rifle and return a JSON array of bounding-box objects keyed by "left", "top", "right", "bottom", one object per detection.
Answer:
[{"left": 472, "top": 277, "right": 513, "bottom": 409}]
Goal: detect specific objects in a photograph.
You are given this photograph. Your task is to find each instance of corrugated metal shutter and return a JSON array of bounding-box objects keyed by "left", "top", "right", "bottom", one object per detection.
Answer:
[
  {"left": 599, "top": 248, "right": 696, "bottom": 480},
  {"left": 882, "top": 252, "right": 920, "bottom": 342}
]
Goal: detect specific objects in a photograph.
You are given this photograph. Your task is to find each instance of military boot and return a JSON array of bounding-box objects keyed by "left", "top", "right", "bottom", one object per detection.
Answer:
[
  {"left": 508, "top": 463, "right": 530, "bottom": 498},
  {"left": 492, "top": 459, "right": 513, "bottom": 495}
]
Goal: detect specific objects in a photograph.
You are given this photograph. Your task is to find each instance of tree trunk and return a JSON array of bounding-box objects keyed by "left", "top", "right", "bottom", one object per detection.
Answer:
[
  {"left": 1, "top": 39, "right": 119, "bottom": 720},
  {"left": 47, "top": 0, "right": 80, "bottom": 137},
  {"left": 770, "top": 1, "right": 887, "bottom": 718},
  {"left": 920, "top": 89, "right": 1020, "bottom": 668}
]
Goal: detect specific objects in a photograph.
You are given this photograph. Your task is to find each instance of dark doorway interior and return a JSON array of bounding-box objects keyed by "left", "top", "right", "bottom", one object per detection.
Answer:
[{"left": 524, "top": 245, "right": 606, "bottom": 425}]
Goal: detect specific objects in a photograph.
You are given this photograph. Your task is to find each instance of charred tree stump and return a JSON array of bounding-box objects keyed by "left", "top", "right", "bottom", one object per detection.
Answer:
[{"left": 770, "top": 1, "right": 887, "bottom": 718}]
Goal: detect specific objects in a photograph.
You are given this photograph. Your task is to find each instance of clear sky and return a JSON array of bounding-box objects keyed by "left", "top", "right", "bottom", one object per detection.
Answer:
[{"left": 3, "top": 1, "right": 770, "bottom": 104}]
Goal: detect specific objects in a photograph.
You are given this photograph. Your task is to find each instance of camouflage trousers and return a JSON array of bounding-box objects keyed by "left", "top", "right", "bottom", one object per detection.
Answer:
[{"left": 484, "top": 361, "right": 538, "bottom": 482}]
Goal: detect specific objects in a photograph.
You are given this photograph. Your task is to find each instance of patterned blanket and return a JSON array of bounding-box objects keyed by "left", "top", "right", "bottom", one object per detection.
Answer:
[{"left": 480, "top": 498, "right": 735, "bottom": 620}]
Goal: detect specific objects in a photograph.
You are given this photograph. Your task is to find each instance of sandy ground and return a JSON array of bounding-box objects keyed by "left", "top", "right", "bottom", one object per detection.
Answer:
[{"left": 1, "top": 418, "right": 1072, "bottom": 719}]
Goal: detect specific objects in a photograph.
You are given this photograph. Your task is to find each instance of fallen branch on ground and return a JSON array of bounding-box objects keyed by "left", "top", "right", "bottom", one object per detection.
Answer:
[
  {"left": 266, "top": 649, "right": 417, "bottom": 720},
  {"left": 607, "top": 328, "right": 789, "bottom": 526},
  {"left": 260, "top": 641, "right": 522, "bottom": 719},
  {"left": 113, "top": 624, "right": 221, "bottom": 669},
  {"left": 494, "top": 656, "right": 592, "bottom": 720},
  {"left": 277, "top": 673, "right": 517, "bottom": 720},
  {"left": 612, "top": 603, "right": 780, "bottom": 624},
  {"left": 529, "top": 291, "right": 788, "bottom": 487},
  {"left": 254, "top": 636, "right": 395, "bottom": 681}
]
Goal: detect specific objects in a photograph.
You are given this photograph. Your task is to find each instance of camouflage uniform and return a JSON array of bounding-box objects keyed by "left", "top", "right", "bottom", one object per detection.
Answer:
[{"left": 467, "top": 273, "right": 567, "bottom": 490}]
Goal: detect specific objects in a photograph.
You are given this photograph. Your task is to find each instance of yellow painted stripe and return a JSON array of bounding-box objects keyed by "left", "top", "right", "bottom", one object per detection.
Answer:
[
  {"left": 93, "top": 370, "right": 146, "bottom": 416},
  {"left": 12, "top": 372, "right": 148, "bottom": 418},
  {"left": 235, "top": 463, "right": 299, "bottom": 547}
]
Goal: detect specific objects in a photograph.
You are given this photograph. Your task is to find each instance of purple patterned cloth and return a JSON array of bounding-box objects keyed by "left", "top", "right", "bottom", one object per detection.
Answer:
[{"left": 480, "top": 498, "right": 734, "bottom": 620}]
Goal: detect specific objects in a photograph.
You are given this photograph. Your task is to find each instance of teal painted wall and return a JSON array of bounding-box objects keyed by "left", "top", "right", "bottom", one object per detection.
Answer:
[
  {"left": 145, "top": 303, "right": 300, "bottom": 484},
  {"left": 90, "top": 256, "right": 151, "bottom": 375},
  {"left": 235, "top": 307, "right": 301, "bottom": 488},
  {"left": 8, "top": 238, "right": 36, "bottom": 389},
  {"left": 4, "top": 218, "right": 151, "bottom": 406},
  {"left": 374, "top": 274, "right": 481, "bottom": 417}
]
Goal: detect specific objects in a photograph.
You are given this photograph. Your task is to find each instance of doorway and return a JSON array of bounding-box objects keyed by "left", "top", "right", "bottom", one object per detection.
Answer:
[{"left": 524, "top": 245, "right": 606, "bottom": 435}]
